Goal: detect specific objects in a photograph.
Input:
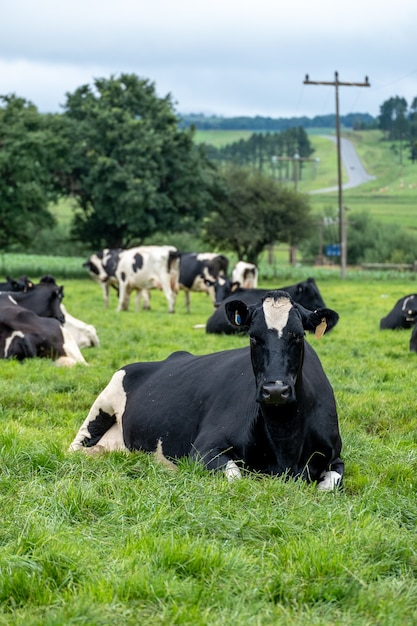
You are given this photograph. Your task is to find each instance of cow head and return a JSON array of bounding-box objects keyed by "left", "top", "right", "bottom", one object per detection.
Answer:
[
  {"left": 224, "top": 290, "right": 338, "bottom": 407},
  {"left": 212, "top": 276, "right": 240, "bottom": 307},
  {"left": 83, "top": 252, "right": 108, "bottom": 283},
  {"left": 294, "top": 277, "right": 326, "bottom": 310}
]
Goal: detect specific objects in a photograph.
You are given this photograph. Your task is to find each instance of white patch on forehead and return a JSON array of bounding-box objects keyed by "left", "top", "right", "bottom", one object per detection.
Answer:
[{"left": 263, "top": 296, "right": 292, "bottom": 336}]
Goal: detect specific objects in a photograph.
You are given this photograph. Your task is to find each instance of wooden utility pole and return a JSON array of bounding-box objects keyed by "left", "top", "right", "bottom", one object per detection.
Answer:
[{"left": 303, "top": 72, "right": 370, "bottom": 278}]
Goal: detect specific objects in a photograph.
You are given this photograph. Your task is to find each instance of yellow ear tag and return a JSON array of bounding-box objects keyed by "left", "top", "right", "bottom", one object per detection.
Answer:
[{"left": 315, "top": 318, "right": 327, "bottom": 339}]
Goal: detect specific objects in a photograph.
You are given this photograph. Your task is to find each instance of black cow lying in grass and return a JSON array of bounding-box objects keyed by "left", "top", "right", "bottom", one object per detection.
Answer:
[
  {"left": 0, "top": 294, "right": 87, "bottom": 366},
  {"left": 70, "top": 290, "right": 343, "bottom": 490},
  {"left": 206, "top": 277, "right": 327, "bottom": 334}
]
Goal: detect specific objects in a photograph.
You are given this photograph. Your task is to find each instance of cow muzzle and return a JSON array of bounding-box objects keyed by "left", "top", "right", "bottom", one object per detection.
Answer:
[{"left": 260, "top": 382, "right": 294, "bottom": 405}]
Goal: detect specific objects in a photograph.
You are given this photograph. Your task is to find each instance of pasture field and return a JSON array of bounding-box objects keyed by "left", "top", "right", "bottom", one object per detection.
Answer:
[
  {"left": 195, "top": 128, "right": 417, "bottom": 233},
  {"left": 1, "top": 272, "right": 417, "bottom": 624}
]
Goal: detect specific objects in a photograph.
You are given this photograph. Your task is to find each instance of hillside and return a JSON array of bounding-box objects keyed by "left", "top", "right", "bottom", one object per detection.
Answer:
[{"left": 194, "top": 129, "right": 417, "bottom": 231}]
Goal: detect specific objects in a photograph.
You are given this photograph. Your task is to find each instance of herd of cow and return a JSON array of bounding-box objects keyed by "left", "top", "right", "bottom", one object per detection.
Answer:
[{"left": 3, "top": 243, "right": 417, "bottom": 490}]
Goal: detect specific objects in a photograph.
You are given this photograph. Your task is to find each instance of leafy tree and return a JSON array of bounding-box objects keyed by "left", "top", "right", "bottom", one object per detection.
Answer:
[
  {"left": 202, "top": 165, "right": 313, "bottom": 264},
  {"left": 57, "top": 73, "right": 219, "bottom": 249},
  {"left": 379, "top": 96, "right": 409, "bottom": 141},
  {"left": 0, "top": 95, "right": 60, "bottom": 251}
]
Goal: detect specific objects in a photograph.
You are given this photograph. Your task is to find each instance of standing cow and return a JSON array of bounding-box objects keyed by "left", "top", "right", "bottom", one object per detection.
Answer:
[
  {"left": 179, "top": 253, "right": 229, "bottom": 313},
  {"left": 116, "top": 246, "right": 180, "bottom": 313},
  {"left": 70, "top": 290, "right": 343, "bottom": 490},
  {"left": 83, "top": 249, "right": 123, "bottom": 308}
]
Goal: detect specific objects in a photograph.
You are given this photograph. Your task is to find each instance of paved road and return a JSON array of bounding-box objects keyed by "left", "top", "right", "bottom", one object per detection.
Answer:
[{"left": 310, "top": 135, "right": 375, "bottom": 194}]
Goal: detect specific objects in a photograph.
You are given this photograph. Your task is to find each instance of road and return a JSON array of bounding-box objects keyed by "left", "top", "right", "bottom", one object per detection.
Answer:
[{"left": 310, "top": 135, "right": 375, "bottom": 194}]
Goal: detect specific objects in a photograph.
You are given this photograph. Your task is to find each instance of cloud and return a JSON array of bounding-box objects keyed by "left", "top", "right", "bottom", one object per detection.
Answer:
[{"left": 1, "top": 0, "right": 417, "bottom": 118}]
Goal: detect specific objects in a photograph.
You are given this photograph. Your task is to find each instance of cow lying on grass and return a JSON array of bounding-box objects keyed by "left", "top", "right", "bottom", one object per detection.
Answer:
[
  {"left": 0, "top": 294, "right": 87, "bottom": 366},
  {"left": 70, "top": 290, "right": 343, "bottom": 490}
]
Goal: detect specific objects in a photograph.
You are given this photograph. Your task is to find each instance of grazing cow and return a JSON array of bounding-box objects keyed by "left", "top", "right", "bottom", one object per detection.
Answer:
[
  {"left": 231, "top": 261, "right": 258, "bottom": 289},
  {"left": 116, "top": 246, "right": 180, "bottom": 313},
  {"left": 380, "top": 294, "right": 417, "bottom": 330},
  {"left": 0, "top": 295, "right": 87, "bottom": 366},
  {"left": 179, "top": 253, "right": 229, "bottom": 313},
  {"left": 0, "top": 276, "right": 33, "bottom": 292},
  {"left": 207, "top": 277, "right": 326, "bottom": 334},
  {"left": 0, "top": 281, "right": 65, "bottom": 323},
  {"left": 83, "top": 249, "right": 123, "bottom": 308},
  {"left": 69, "top": 290, "right": 343, "bottom": 490}
]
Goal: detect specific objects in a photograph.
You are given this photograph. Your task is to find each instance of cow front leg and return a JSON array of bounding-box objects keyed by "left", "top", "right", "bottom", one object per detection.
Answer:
[
  {"left": 190, "top": 443, "right": 243, "bottom": 481},
  {"left": 69, "top": 370, "right": 127, "bottom": 452}
]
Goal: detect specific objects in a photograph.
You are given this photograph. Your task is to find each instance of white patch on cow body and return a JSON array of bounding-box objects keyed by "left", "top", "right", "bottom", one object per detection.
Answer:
[
  {"left": 69, "top": 369, "right": 128, "bottom": 451},
  {"left": 263, "top": 296, "right": 292, "bottom": 337},
  {"left": 317, "top": 470, "right": 342, "bottom": 491},
  {"left": 61, "top": 327, "right": 88, "bottom": 365},
  {"left": 4, "top": 330, "right": 24, "bottom": 357},
  {"left": 225, "top": 460, "right": 242, "bottom": 481},
  {"left": 61, "top": 304, "right": 99, "bottom": 348}
]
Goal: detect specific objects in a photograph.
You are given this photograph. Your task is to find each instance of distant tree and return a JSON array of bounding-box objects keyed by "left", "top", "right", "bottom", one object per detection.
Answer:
[
  {"left": 379, "top": 96, "right": 409, "bottom": 141},
  {"left": 56, "top": 73, "right": 220, "bottom": 249},
  {"left": 202, "top": 165, "right": 313, "bottom": 265},
  {"left": 408, "top": 97, "right": 417, "bottom": 163},
  {"left": 0, "top": 95, "right": 61, "bottom": 251}
]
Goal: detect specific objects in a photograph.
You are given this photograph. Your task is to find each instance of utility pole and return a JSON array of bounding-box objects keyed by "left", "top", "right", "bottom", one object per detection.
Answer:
[{"left": 303, "top": 72, "right": 370, "bottom": 278}]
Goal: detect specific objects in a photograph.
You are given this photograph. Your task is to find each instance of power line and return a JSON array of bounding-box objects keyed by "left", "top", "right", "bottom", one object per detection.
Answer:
[{"left": 303, "top": 71, "right": 370, "bottom": 279}]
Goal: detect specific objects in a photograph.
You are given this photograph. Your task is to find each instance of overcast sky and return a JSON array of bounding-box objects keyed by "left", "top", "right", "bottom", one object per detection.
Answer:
[{"left": 2, "top": 0, "right": 416, "bottom": 119}]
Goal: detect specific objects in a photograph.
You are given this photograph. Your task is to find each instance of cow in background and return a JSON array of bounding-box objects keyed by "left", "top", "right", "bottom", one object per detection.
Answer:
[
  {"left": 0, "top": 294, "right": 87, "bottom": 366},
  {"left": 0, "top": 279, "right": 65, "bottom": 323},
  {"left": 206, "top": 277, "right": 327, "bottom": 334},
  {"left": 83, "top": 249, "right": 123, "bottom": 308},
  {"left": 0, "top": 276, "right": 33, "bottom": 292},
  {"left": 231, "top": 261, "right": 258, "bottom": 289},
  {"left": 179, "top": 252, "right": 229, "bottom": 313},
  {"left": 115, "top": 245, "right": 180, "bottom": 313},
  {"left": 380, "top": 294, "right": 417, "bottom": 330},
  {"left": 69, "top": 291, "right": 343, "bottom": 490}
]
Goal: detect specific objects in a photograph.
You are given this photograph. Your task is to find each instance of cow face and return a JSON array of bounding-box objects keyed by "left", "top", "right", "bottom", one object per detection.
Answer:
[
  {"left": 224, "top": 290, "right": 338, "bottom": 407},
  {"left": 83, "top": 253, "right": 108, "bottom": 283}
]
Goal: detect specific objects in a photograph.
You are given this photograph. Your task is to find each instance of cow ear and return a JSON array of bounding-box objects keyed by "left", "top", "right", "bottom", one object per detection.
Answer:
[
  {"left": 224, "top": 299, "right": 251, "bottom": 329},
  {"left": 231, "top": 282, "right": 241, "bottom": 292},
  {"left": 296, "top": 305, "right": 339, "bottom": 336}
]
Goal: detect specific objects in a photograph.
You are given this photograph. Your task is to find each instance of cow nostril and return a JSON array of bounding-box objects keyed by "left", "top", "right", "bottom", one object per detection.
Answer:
[{"left": 261, "top": 383, "right": 292, "bottom": 405}]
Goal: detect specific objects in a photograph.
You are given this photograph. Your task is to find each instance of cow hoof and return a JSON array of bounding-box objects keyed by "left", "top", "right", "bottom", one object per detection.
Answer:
[{"left": 317, "top": 470, "right": 342, "bottom": 491}]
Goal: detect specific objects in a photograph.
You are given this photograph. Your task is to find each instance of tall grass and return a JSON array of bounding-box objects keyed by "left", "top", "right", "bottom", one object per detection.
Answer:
[{"left": 1, "top": 273, "right": 417, "bottom": 624}]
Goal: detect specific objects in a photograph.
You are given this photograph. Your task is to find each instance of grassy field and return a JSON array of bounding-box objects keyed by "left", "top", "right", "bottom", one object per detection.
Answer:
[
  {"left": 2, "top": 271, "right": 417, "bottom": 624},
  {"left": 194, "top": 128, "right": 417, "bottom": 233}
]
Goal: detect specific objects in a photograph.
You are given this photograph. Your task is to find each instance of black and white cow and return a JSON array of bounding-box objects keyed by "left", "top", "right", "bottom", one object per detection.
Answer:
[
  {"left": 231, "top": 261, "right": 258, "bottom": 288},
  {"left": 0, "top": 276, "right": 33, "bottom": 292},
  {"left": 83, "top": 249, "right": 123, "bottom": 308},
  {"left": 179, "top": 253, "right": 229, "bottom": 313},
  {"left": 0, "top": 281, "right": 65, "bottom": 323},
  {"left": 115, "top": 246, "right": 180, "bottom": 313},
  {"left": 69, "top": 290, "right": 343, "bottom": 490},
  {"left": 0, "top": 294, "right": 87, "bottom": 366},
  {"left": 380, "top": 294, "right": 417, "bottom": 330},
  {"left": 207, "top": 277, "right": 327, "bottom": 334}
]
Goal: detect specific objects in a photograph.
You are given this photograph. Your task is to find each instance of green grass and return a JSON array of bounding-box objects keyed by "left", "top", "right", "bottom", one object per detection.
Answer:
[{"left": 2, "top": 272, "right": 417, "bottom": 624}]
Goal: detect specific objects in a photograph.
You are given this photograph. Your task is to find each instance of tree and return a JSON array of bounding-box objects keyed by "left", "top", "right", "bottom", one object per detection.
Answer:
[
  {"left": 202, "top": 165, "right": 313, "bottom": 265},
  {"left": 57, "top": 73, "right": 219, "bottom": 249},
  {"left": 0, "top": 95, "right": 60, "bottom": 251}
]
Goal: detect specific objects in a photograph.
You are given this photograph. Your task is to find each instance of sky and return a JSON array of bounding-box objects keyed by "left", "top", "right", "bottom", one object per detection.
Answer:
[{"left": 1, "top": 0, "right": 417, "bottom": 120}]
